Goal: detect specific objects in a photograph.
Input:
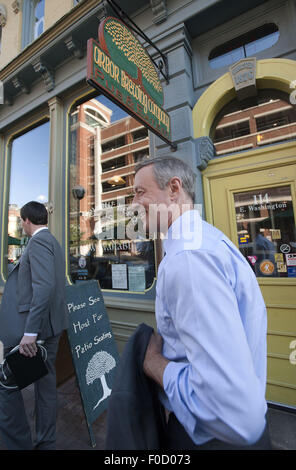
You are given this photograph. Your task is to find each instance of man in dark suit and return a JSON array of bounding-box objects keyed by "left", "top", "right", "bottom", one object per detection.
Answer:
[{"left": 0, "top": 201, "right": 68, "bottom": 450}]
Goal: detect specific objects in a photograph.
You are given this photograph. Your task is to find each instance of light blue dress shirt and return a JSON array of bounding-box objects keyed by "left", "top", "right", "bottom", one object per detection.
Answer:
[{"left": 156, "top": 210, "right": 267, "bottom": 446}]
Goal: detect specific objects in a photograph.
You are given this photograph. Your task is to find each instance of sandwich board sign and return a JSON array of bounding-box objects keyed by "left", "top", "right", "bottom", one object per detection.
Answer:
[
  {"left": 66, "top": 280, "right": 119, "bottom": 447},
  {"left": 87, "top": 16, "right": 172, "bottom": 145}
]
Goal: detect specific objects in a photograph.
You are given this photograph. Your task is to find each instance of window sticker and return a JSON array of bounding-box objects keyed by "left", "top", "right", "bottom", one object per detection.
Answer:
[
  {"left": 274, "top": 253, "right": 284, "bottom": 262},
  {"left": 286, "top": 254, "right": 296, "bottom": 266},
  {"left": 259, "top": 260, "right": 275, "bottom": 275}
]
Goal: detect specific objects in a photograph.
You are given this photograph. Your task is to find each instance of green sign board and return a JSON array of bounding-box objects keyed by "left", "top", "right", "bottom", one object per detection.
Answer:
[
  {"left": 66, "top": 280, "right": 119, "bottom": 447},
  {"left": 87, "top": 16, "right": 171, "bottom": 143}
]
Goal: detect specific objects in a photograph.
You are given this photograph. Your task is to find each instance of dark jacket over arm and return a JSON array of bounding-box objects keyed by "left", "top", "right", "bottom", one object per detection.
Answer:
[{"left": 105, "top": 323, "right": 166, "bottom": 450}]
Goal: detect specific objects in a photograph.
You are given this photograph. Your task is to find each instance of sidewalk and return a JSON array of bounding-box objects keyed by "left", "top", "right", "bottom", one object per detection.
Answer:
[{"left": 0, "top": 375, "right": 295, "bottom": 450}]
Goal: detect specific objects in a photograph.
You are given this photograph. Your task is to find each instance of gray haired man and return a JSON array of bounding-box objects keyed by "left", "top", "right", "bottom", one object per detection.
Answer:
[{"left": 132, "top": 156, "right": 271, "bottom": 450}]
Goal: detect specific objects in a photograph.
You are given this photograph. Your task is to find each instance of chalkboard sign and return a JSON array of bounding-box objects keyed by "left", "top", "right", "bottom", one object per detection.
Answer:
[{"left": 66, "top": 280, "right": 119, "bottom": 447}]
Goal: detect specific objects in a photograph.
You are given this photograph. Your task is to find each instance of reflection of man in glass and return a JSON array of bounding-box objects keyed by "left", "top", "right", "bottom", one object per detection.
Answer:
[
  {"left": 254, "top": 226, "right": 277, "bottom": 276},
  {"left": 135, "top": 240, "right": 155, "bottom": 288}
]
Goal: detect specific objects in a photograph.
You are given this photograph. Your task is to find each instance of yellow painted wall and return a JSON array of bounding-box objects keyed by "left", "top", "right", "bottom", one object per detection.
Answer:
[
  {"left": 0, "top": 0, "right": 77, "bottom": 70},
  {"left": 44, "top": 0, "right": 74, "bottom": 30},
  {"left": 0, "top": 0, "right": 22, "bottom": 69}
]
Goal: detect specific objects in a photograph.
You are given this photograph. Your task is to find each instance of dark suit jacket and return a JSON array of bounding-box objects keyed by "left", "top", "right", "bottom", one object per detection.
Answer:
[
  {"left": 105, "top": 323, "right": 166, "bottom": 450},
  {"left": 0, "top": 229, "right": 68, "bottom": 349}
]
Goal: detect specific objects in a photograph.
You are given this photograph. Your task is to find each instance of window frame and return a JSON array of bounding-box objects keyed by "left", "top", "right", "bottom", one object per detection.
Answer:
[
  {"left": 211, "top": 90, "right": 296, "bottom": 157},
  {"left": 0, "top": 113, "right": 50, "bottom": 283},
  {"left": 65, "top": 91, "right": 159, "bottom": 294},
  {"left": 22, "top": 0, "right": 45, "bottom": 48},
  {"left": 191, "top": 1, "right": 290, "bottom": 89},
  {"left": 208, "top": 24, "right": 280, "bottom": 70}
]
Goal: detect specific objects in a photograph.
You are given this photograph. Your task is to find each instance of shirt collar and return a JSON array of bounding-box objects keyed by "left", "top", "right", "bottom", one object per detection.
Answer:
[
  {"left": 32, "top": 226, "right": 48, "bottom": 237},
  {"left": 162, "top": 209, "right": 202, "bottom": 255}
]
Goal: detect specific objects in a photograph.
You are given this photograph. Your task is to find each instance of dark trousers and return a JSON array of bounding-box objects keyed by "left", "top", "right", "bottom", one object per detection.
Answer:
[
  {"left": 0, "top": 335, "right": 60, "bottom": 450},
  {"left": 165, "top": 412, "right": 272, "bottom": 450}
]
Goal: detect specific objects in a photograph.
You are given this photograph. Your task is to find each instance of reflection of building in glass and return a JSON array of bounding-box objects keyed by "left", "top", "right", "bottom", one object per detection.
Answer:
[
  {"left": 8, "top": 201, "right": 48, "bottom": 264},
  {"left": 213, "top": 91, "right": 296, "bottom": 155},
  {"left": 100, "top": 117, "right": 149, "bottom": 205},
  {"left": 70, "top": 99, "right": 150, "bottom": 252},
  {"left": 8, "top": 204, "right": 20, "bottom": 237},
  {"left": 69, "top": 99, "right": 112, "bottom": 259},
  {"left": 69, "top": 98, "right": 153, "bottom": 288},
  {"left": 7, "top": 204, "right": 22, "bottom": 262}
]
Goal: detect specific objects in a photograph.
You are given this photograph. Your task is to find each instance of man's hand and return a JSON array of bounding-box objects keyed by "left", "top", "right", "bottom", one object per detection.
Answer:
[
  {"left": 143, "top": 332, "right": 169, "bottom": 388},
  {"left": 19, "top": 335, "right": 38, "bottom": 357}
]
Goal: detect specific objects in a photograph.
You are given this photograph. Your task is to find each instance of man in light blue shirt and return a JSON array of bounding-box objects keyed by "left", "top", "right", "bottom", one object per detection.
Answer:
[{"left": 133, "top": 156, "right": 271, "bottom": 449}]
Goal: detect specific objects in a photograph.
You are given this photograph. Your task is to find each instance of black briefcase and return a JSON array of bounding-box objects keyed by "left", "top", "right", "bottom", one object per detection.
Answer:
[{"left": 3, "top": 344, "right": 48, "bottom": 390}]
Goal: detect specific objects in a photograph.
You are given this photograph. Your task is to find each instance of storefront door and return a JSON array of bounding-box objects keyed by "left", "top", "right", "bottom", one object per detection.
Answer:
[{"left": 202, "top": 144, "right": 296, "bottom": 407}]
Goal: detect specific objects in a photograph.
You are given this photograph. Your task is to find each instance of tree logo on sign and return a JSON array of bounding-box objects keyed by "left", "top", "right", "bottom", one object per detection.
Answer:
[{"left": 86, "top": 350, "right": 116, "bottom": 410}]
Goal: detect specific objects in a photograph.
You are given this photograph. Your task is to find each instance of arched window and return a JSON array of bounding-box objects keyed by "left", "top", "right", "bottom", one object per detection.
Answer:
[
  {"left": 209, "top": 24, "right": 280, "bottom": 70},
  {"left": 211, "top": 90, "right": 296, "bottom": 156},
  {"left": 84, "top": 106, "right": 109, "bottom": 127}
]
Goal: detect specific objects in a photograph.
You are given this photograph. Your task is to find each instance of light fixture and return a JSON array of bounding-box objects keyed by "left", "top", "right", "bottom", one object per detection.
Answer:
[
  {"left": 107, "top": 175, "right": 125, "bottom": 186},
  {"left": 257, "top": 134, "right": 263, "bottom": 143}
]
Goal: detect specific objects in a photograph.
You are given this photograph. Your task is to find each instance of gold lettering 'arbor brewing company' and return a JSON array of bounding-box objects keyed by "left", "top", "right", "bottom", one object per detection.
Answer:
[{"left": 87, "top": 17, "right": 171, "bottom": 143}]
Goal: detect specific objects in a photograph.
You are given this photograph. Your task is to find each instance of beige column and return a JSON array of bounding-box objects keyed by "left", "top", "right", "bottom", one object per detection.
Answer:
[{"left": 47, "top": 97, "right": 64, "bottom": 245}]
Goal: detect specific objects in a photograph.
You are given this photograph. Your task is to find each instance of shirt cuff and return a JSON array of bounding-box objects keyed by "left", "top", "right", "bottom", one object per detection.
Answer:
[
  {"left": 163, "top": 360, "right": 187, "bottom": 394},
  {"left": 24, "top": 333, "right": 38, "bottom": 337}
]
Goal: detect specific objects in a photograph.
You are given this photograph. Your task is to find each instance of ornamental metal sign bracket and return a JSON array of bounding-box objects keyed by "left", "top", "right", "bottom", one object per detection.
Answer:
[
  {"left": 103, "top": 0, "right": 170, "bottom": 85},
  {"left": 87, "top": 10, "right": 177, "bottom": 150}
]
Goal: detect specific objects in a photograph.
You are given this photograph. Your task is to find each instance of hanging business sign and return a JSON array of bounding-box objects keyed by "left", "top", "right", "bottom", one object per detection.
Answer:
[{"left": 87, "top": 16, "right": 171, "bottom": 144}]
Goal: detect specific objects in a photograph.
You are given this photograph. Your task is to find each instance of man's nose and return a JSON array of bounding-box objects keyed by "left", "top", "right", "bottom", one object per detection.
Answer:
[{"left": 130, "top": 200, "right": 140, "bottom": 215}]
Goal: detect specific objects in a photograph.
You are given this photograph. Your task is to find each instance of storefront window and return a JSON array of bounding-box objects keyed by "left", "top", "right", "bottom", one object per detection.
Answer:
[
  {"left": 212, "top": 90, "right": 296, "bottom": 156},
  {"left": 7, "top": 121, "right": 50, "bottom": 269},
  {"left": 68, "top": 95, "right": 156, "bottom": 291},
  {"left": 234, "top": 186, "right": 296, "bottom": 278}
]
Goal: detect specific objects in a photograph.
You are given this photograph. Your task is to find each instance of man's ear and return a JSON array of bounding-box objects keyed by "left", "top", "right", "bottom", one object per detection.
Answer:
[{"left": 169, "top": 177, "right": 182, "bottom": 200}]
